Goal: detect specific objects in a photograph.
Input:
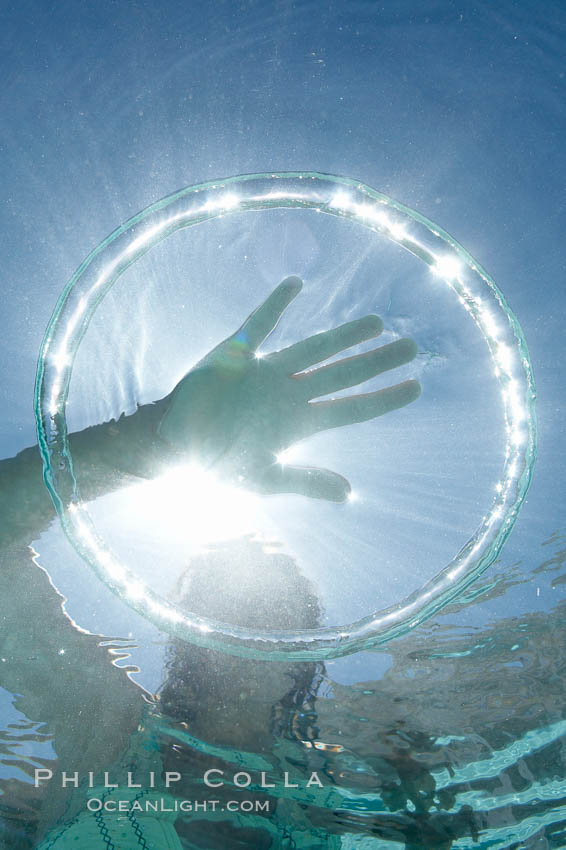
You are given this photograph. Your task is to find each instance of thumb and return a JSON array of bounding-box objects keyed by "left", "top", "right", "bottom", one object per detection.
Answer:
[{"left": 260, "top": 465, "right": 351, "bottom": 502}]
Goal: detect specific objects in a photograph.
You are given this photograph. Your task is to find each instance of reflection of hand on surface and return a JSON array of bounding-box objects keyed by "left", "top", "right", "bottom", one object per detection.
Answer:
[{"left": 159, "top": 276, "right": 420, "bottom": 501}]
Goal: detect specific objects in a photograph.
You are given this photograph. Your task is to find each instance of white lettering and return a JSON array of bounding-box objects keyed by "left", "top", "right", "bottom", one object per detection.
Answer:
[
  {"left": 164, "top": 771, "right": 181, "bottom": 788},
  {"left": 283, "top": 772, "right": 298, "bottom": 788},
  {"left": 127, "top": 772, "right": 141, "bottom": 788},
  {"left": 103, "top": 772, "right": 118, "bottom": 788},
  {"left": 233, "top": 771, "right": 251, "bottom": 788},
  {"left": 62, "top": 771, "right": 79, "bottom": 788},
  {"left": 204, "top": 769, "right": 224, "bottom": 788},
  {"left": 306, "top": 772, "right": 323, "bottom": 788},
  {"left": 260, "top": 771, "right": 275, "bottom": 788},
  {"left": 34, "top": 769, "right": 53, "bottom": 787}
]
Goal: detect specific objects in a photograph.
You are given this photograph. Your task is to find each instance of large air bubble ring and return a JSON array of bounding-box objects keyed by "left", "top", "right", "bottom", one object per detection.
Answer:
[{"left": 35, "top": 173, "right": 536, "bottom": 660}]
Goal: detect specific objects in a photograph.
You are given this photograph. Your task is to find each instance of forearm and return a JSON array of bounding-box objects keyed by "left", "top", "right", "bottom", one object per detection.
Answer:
[
  {"left": 0, "top": 399, "right": 164, "bottom": 791},
  {"left": 0, "top": 397, "right": 170, "bottom": 546},
  {"left": 0, "top": 399, "right": 168, "bottom": 729}
]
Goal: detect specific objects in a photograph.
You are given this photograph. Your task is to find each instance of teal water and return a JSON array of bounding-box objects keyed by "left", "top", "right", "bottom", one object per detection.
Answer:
[{"left": 1, "top": 532, "right": 564, "bottom": 848}]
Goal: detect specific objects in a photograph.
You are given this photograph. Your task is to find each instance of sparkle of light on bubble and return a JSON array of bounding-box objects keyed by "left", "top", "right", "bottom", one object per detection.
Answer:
[
  {"left": 203, "top": 193, "right": 241, "bottom": 212},
  {"left": 328, "top": 191, "right": 352, "bottom": 209},
  {"left": 122, "top": 580, "right": 144, "bottom": 601},
  {"left": 481, "top": 311, "right": 500, "bottom": 340},
  {"left": 51, "top": 350, "right": 71, "bottom": 371},
  {"left": 496, "top": 343, "right": 514, "bottom": 372},
  {"left": 384, "top": 218, "right": 408, "bottom": 242},
  {"left": 126, "top": 224, "right": 166, "bottom": 256},
  {"left": 354, "top": 203, "right": 378, "bottom": 222},
  {"left": 432, "top": 255, "right": 463, "bottom": 281}
]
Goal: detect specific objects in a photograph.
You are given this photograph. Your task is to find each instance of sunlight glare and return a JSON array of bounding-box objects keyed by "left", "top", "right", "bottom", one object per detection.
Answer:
[{"left": 120, "top": 463, "right": 260, "bottom": 546}]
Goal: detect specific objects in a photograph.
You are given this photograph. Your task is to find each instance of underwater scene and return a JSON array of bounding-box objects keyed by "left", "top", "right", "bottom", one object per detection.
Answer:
[{"left": 1, "top": 2, "right": 565, "bottom": 848}]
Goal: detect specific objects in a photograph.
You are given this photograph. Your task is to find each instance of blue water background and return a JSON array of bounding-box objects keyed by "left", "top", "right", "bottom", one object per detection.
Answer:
[{"left": 1, "top": 1, "right": 565, "bottom": 847}]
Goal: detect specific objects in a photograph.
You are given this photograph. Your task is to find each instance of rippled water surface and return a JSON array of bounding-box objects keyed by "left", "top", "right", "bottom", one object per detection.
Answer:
[{"left": 1, "top": 1, "right": 565, "bottom": 848}]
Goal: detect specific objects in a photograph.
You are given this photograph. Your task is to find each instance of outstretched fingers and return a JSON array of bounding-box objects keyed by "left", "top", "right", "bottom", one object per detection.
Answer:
[
  {"left": 274, "top": 314, "right": 384, "bottom": 373},
  {"left": 237, "top": 276, "right": 303, "bottom": 350},
  {"left": 308, "top": 379, "right": 421, "bottom": 432},
  {"left": 300, "top": 337, "right": 418, "bottom": 399}
]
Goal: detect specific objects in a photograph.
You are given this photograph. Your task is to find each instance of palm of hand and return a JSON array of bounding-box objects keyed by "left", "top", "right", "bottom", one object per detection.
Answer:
[{"left": 158, "top": 277, "right": 420, "bottom": 502}]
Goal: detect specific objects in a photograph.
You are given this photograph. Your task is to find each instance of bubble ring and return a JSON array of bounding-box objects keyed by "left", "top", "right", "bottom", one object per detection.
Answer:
[{"left": 35, "top": 172, "right": 536, "bottom": 660}]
